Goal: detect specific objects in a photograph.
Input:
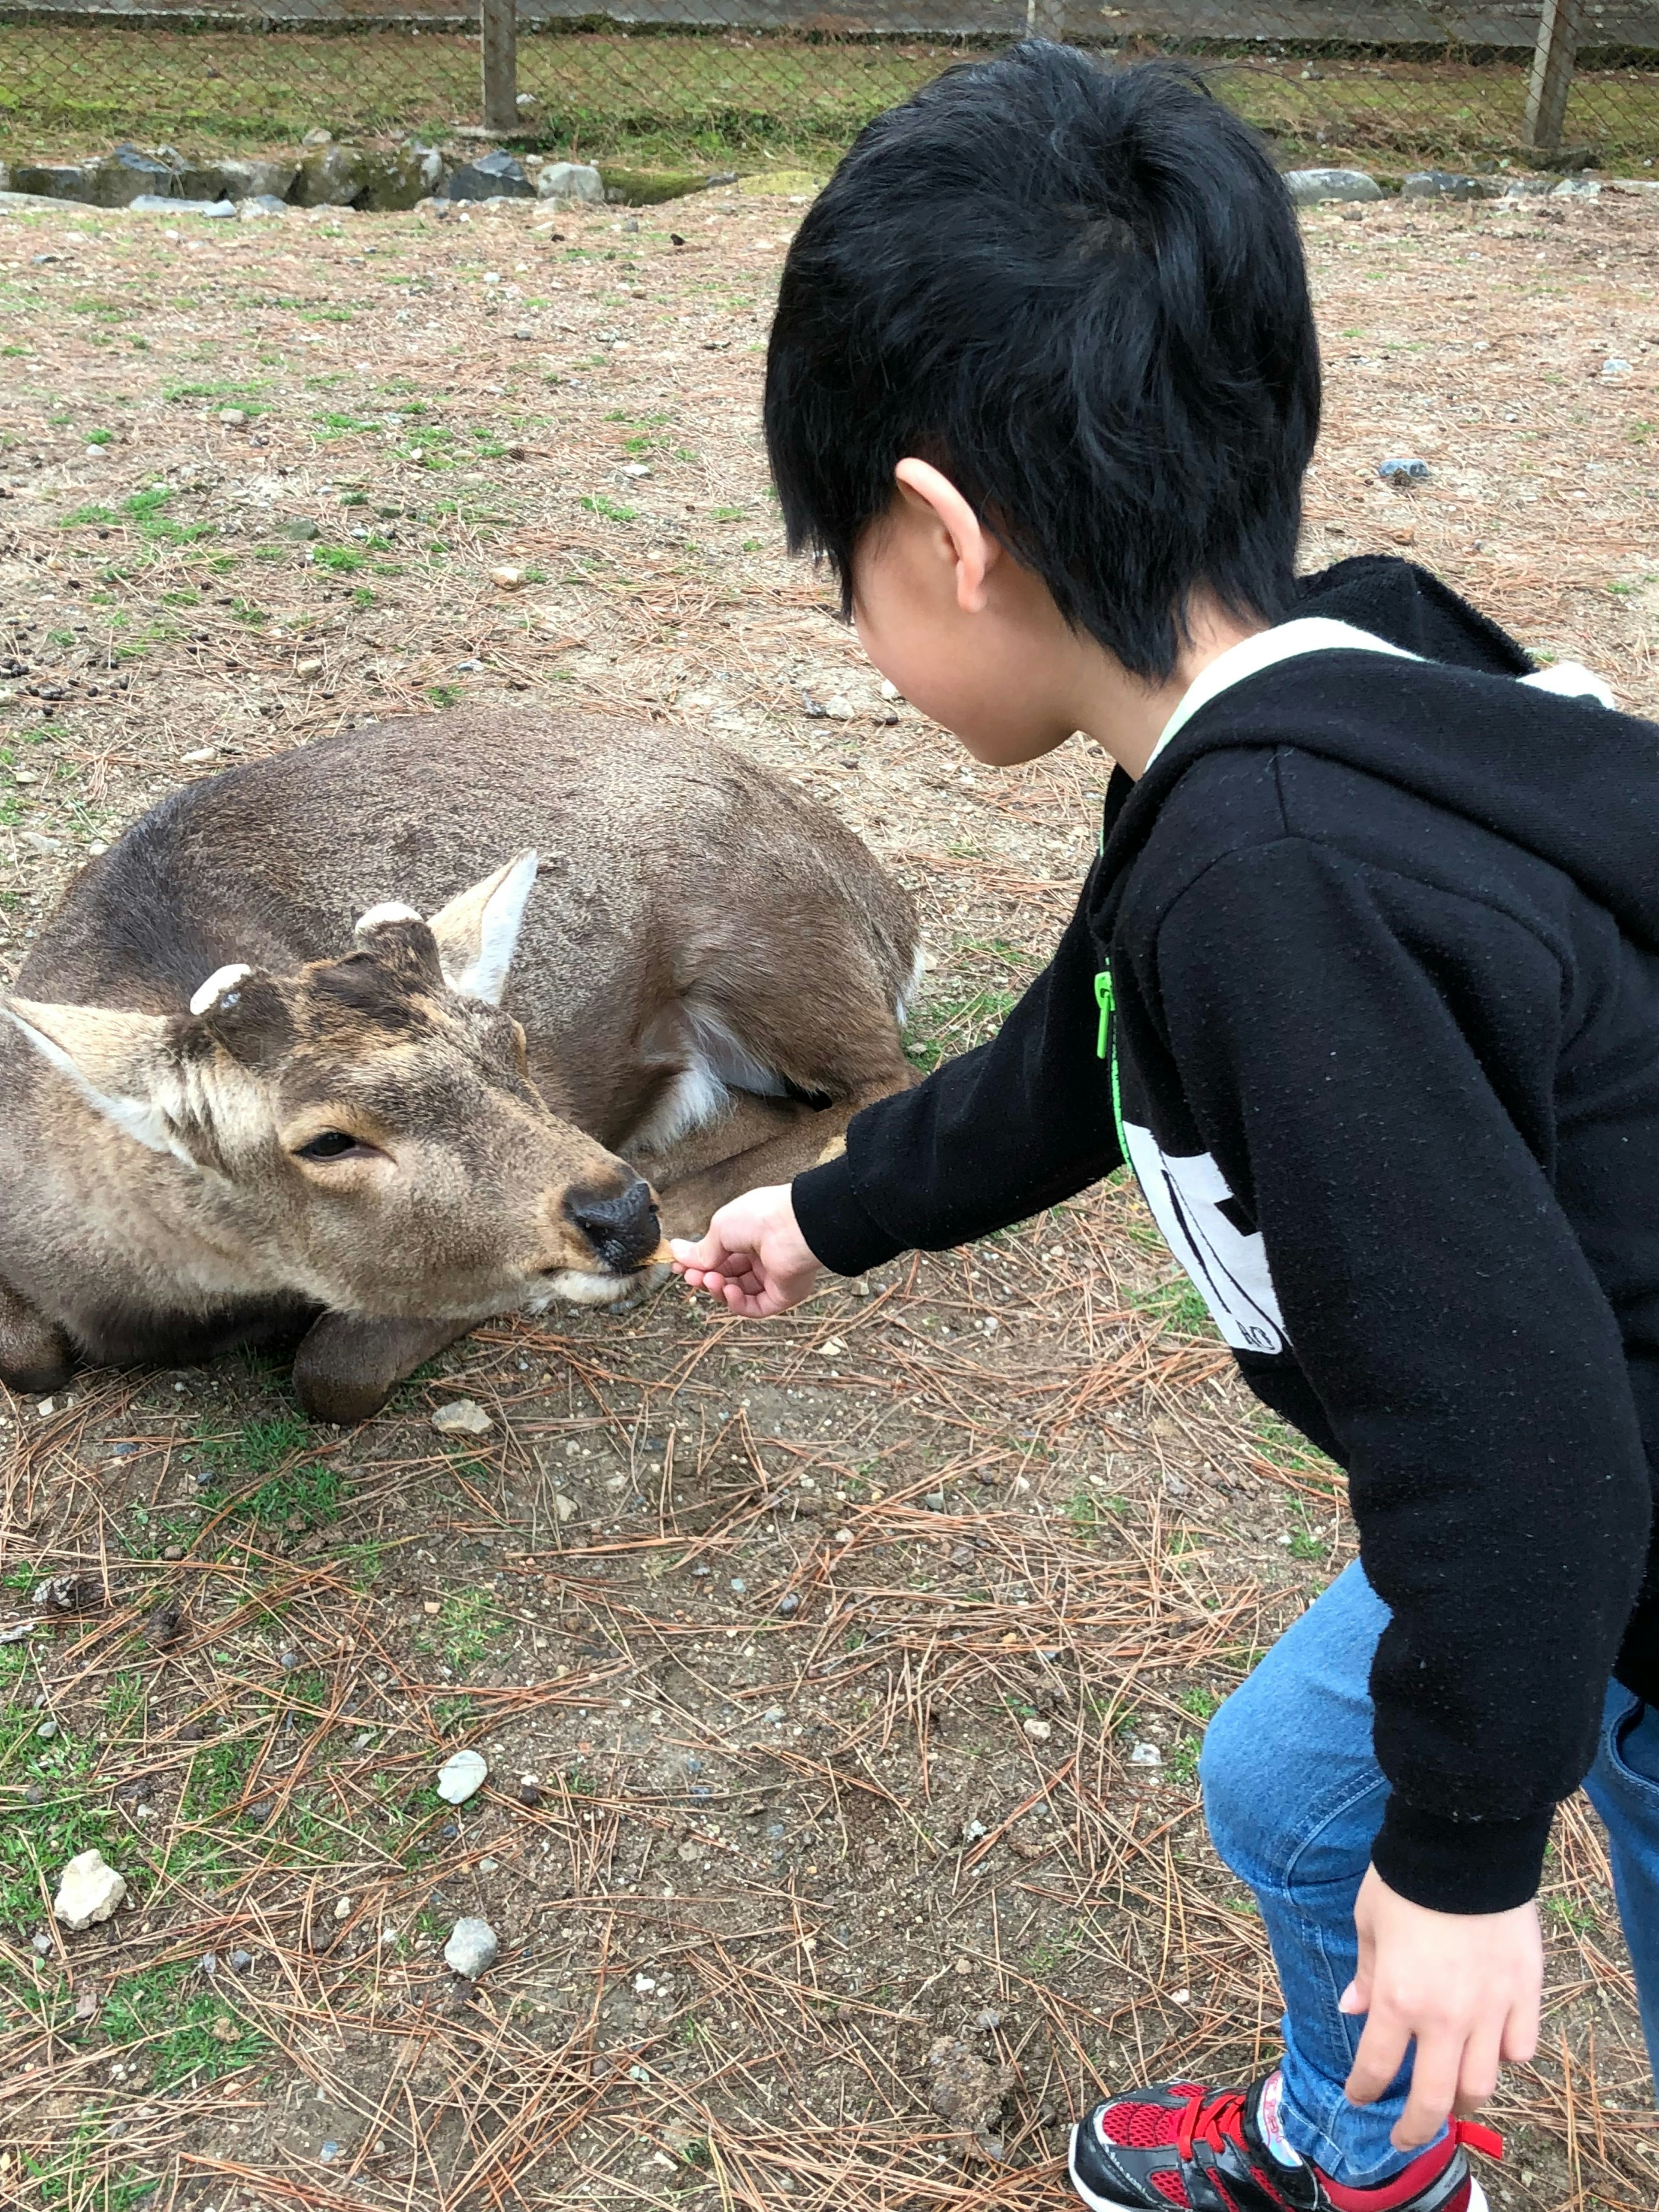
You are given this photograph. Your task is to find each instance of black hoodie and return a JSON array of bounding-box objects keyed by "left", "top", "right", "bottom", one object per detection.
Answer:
[{"left": 792, "top": 557, "right": 1659, "bottom": 1916}]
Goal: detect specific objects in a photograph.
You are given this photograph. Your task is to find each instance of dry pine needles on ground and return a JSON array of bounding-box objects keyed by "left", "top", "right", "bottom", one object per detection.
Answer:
[{"left": 1, "top": 180, "right": 1657, "bottom": 2211}]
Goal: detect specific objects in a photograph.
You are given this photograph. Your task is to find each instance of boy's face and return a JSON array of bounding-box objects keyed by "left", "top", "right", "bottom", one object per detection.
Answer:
[{"left": 849, "top": 474, "right": 1084, "bottom": 769}]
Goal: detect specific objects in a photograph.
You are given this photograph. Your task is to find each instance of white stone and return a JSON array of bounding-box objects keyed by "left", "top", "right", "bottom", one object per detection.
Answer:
[
  {"left": 436, "top": 1747, "right": 488, "bottom": 1804},
  {"left": 1282, "top": 167, "right": 1383, "bottom": 206},
  {"left": 1022, "top": 1717, "right": 1052, "bottom": 1742},
  {"left": 431, "top": 1399, "right": 493, "bottom": 1437},
  {"left": 536, "top": 161, "right": 604, "bottom": 204},
  {"left": 444, "top": 1916, "right": 499, "bottom": 1976},
  {"left": 1128, "top": 1741, "right": 1163, "bottom": 1767},
  {"left": 54, "top": 1848, "right": 127, "bottom": 1931}
]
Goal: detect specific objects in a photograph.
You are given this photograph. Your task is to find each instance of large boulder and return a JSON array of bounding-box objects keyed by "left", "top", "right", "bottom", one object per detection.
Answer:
[
  {"left": 91, "top": 142, "right": 175, "bottom": 206},
  {"left": 289, "top": 144, "right": 368, "bottom": 208},
  {"left": 536, "top": 160, "right": 603, "bottom": 203},
  {"left": 359, "top": 145, "right": 445, "bottom": 212},
  {"left": 444, "top": 150, "right": 534, "bottom": 202},
  {"left": 178, "top": 155, "right": 299, "bottom": 203},
  {"left": 10, "top": 163, "right": 95, "bottom": 203},
  {"left": 1282, "top": 167, "right": 1383, "bottom": 206},
  {"left": 1401, "top": 169, "right": 1490, "bottom": 200}
]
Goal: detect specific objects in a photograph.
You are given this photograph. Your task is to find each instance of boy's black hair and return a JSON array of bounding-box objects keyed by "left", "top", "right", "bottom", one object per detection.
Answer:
[{"left": 765, "top": 44, "right": 1321, "bottom": 683}]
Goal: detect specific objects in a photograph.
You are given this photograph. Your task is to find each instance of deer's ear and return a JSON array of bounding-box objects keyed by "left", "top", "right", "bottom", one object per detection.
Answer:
[
  {"left": 4, "top": 998, "right": 191, "bottom": 1158},
  {"left": 426, "top": 851, "right": 538, "bottom": 1005}
]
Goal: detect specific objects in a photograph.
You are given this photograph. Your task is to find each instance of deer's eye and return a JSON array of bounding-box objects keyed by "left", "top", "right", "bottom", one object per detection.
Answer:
[{"left": 294, "top": 1131, "right": 361, "bottom": 1162}]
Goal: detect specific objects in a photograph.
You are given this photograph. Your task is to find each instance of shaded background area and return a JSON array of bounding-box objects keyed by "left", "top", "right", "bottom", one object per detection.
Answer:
[{"left": 2, "top": 0, "right": 1659, "bottom": 176}]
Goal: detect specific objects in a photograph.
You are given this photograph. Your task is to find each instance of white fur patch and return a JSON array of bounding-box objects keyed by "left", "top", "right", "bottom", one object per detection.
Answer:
[
  {"left": 3, "top": 1005, "right": 185, "bottom": 1161},
  {"left": 532, "top": 1266, "right": 651, "bottom": 1307},
  {"left": 627, "top": 1055, "right": 731, "bottom": 1153},
  {"left": 189, "top": 963, "right": 253, "bottom": 1017},
  {"left": 441, "top": 851, "right": 538, "bottom": 1006},
  {"left": 355, "top": 901, "right": 424, "bottom": 933},
  {"left": 895, "top": 944, "right": 927, "bottom": 1027}
]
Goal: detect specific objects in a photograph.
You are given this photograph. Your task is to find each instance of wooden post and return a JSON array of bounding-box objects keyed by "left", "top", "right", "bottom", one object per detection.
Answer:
[
  {"left": 1026, "top": 0, "right": 1068, "bottom": 37},
  {"left": 1525, "top": 0, "right": 1583, "bottom": 153},
  {"left": 481, "top": 0, "right": 519, "bottom": 136}
]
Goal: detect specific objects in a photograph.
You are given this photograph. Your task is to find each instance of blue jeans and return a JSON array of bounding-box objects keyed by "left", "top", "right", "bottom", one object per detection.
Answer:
[{"left": 1199, "top": 1560, "right": 1659, "bottom": 2187}]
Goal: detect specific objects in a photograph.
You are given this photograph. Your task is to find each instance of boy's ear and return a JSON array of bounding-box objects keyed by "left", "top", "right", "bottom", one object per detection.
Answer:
[{"left": 893, "top": 457, "right": 998, "bottom": 613}]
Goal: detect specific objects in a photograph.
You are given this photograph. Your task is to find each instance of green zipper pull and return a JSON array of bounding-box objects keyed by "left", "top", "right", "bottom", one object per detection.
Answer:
[{"left": 1094, "top": 967, "right": 1113, "bottom": 1060}]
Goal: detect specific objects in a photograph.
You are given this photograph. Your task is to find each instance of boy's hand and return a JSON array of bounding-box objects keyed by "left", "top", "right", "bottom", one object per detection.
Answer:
[
  {"left": 671, "top": 1185, "right": 823, "bottom": 1316},
  {"left": 1343, "top": 1864, "right": 1541, "bottom": 2149}
]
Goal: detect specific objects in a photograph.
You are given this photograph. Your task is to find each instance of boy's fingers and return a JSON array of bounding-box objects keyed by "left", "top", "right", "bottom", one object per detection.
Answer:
[
  {"left": 1453, "top": 2027, "right": 1503, "bottom": 2117},
  {"left": 1393, "top": 2036, "right": 1461, "bottom": 2149},
  {"left": 1344, "top": 2012, "right": 1410, "bottom": 2108},
  {"left": 1500, "top": 1997, "right": 1538, "bottom": 2066}
]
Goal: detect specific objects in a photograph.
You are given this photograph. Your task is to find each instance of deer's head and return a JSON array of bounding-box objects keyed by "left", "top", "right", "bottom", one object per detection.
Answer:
[{"left": 4, "top": 854, "right": 665, "bottom": 1320}]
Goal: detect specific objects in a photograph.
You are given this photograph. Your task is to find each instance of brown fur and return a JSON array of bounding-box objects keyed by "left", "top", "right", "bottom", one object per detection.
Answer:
[{"left": 0, "top": 712, "right": 918, "bottom": 1421}]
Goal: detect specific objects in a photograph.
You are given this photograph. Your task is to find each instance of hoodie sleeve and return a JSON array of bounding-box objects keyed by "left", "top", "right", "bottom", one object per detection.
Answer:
[
  {"left": 791, "top": 882, "right": 1125, "bottom": 1276},
  {"left": 1151, "top": 836, "right": 1653, "bottom": 1913}
]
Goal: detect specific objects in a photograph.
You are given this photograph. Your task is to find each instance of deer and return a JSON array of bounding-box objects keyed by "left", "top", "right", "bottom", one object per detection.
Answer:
[{"left": 0, "top": 709, "right": 920, "bottom": 1423}]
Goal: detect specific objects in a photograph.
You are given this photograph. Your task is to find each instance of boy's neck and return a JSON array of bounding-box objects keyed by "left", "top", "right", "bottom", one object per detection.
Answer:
[{"left": 1085, "top": 596, "right": 1268, "bottom": 780}]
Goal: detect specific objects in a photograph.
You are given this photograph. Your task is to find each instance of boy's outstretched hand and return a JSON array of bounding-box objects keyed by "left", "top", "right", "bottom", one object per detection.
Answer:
[
  {"left": 671, "top": 1184, "right": 824, "bottom": 1317},
  {"left": 1343, "top": 1864, "right": 1541, "bottom": 2148}
]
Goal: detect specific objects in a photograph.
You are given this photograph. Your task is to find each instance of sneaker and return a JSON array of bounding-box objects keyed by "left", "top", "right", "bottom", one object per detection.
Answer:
[{"left": 1068, "top": 2074, "right": 1501, "bottom": 2212}]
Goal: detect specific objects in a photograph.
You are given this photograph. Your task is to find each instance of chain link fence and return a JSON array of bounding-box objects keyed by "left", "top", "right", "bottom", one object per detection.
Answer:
[{"left": 0, "top": 1, "right": 1656, "bottom": 181}]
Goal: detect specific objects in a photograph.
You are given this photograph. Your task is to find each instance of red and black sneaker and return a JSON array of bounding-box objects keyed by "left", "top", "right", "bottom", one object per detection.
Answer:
[{"left": 1068, "top": 2075, "right": 1501, "bottom": 2212}]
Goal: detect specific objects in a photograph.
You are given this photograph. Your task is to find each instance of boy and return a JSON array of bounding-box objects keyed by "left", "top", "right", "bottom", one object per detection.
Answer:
[{"left": 673, "top": 44, "right": 1659, "bottom": 2212}]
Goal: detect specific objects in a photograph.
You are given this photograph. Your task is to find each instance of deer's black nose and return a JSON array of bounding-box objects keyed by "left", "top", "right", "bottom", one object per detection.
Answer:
[{"left": 565, "top": 1177, "right": 660, "bottom": 1271}]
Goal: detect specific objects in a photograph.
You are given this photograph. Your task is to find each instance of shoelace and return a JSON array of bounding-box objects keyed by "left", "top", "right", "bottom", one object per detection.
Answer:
[{"left": 1174, "top": 2088, "right": 1249, "bottom": 2162}]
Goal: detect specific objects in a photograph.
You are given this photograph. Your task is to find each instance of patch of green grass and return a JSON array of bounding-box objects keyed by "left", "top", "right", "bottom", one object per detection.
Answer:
[
  {"left": 581, "top": 493, "right": 638, "bottom": 523},
  {"left": 415, "top": 1591, "right": 506, "bottom": 1671},
  {"left": 1130, "top": 1275, "right": 1215, "bottom": 1338},
  {"left": 427, "top": 683, "right": 462, "bottom": 707},
  {"left": 313, "top": 410, "right": 378, "bottom": 439},
  {"left": 1164, "top": 1734, "right": 1203, "bottom": 1786},
  {"left": 100, "top": 1960, "right": 268, "bottom": 2090},
  {"left": 313, "top": 545, "right": 365, "bottom": 572},
  {"left": 1179, "top": 1684, "right": 1221, "bottom": 1723},
  {"left": 17, "top": 2120, "right": 159, "bottom": 2211}
]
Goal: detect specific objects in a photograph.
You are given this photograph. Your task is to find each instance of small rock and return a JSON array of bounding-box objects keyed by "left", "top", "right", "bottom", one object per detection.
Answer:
[
  {"left": 975, "top": 2008, "right": 1003, "bottom": 2031},
  {"left": 229, "top": 1948, "right": 254, "bottom": 1971},
  {"left": 34, "top": 1574, "right": 99, "bottom": 1615},
  {"left": 73, "top": 1989, "right": 98, "bottom": 2020},
  {"left": 537, "top": 161, "right": 604, "bottom": 204},
  {"left": 177, "top": 1721, "right": 204, "bottom": 1743},
  {"left": 489, "top": 566, "right": 525, "bottom": 590},
  {"left": 21, "top": 832, "right": 63, "bottom": 855},
  {"left": 54, "top": 1848, "right": 127, "bottom": 1932},
  {"left": 926, "top": 2035, "right": 1017, "bottom": 2137},
  {"left": 776, "top": 1592, "right": 800, "bottom": 1616},
  {"left": 821, "top": 695, "right": 855, "bottom": 721},
  {"left": 432, "top": 1399, "right": 494, "bottom": 1437},
  {"left": 1378, "top": 457, "right": 1430, "bottom": 485},
  {"left": 1602, "top": 358, "right": 1633, "bottom": 379},
  {"left": 445, "top": 152, "right": 534, "bottom": 203},
  {"left": 519, "top": 1775, "right": 542, "bottom": 1808},
  {"left": 436, "top": 1747, "right": 488, "bottom": 1805},
  {"left": 200, "top": 1950, "right": 219, "bottom": 1975},
  {"left": 1129, "top": 1740, "right": 1163, "bottom": 1767},
  {"left": 144, "top": 1598, "right": 186, "bottom": 1649},
  {"left": 553, "top": 1493, "right": 577, "bottom": 1523},
  {"left": 276, "top": 517, "right": 318, "bottom": 541},
  {"left": 36, "top": 1718, "right": 59, "bottom": 1741},
  {"left": 320, "top": 2140, "right": 341, "bottom": 2162},
  {"left": 1021, "top": 1717, "right": 1051, "bottom": 1742},
  {"left": 162, "top": 1543, "right": 184, "bottom": 1562},
  {"left": 444, "top": 1916, "right": 499, "bottom": 1976},
  {"left": 32, "top": 1930, "right": 52, "bottom": 1956},
  {"left": 1551, "top": 177, "right": 1601, "bottom": 200},
  {"left": 303, "top": 127, "right": 333, "bottom": 146},
  {"left": 128, "top": 193, "right": 235, "bottom": 219},
  {"left": 478, "top": 1856, "right": 499, "bottom": 1875},
  {"left": 1282, "top": 167, "right": 1382, "bottom": 206},
  {"left": 1400, "top": 170, "right": 1488, "bottom": 200},
  {"left": 334, "top": 1895, "right": 352, "bottom": 1920},
  {"left": 295, "top": 655, "right": 324, "bottom": 678}
]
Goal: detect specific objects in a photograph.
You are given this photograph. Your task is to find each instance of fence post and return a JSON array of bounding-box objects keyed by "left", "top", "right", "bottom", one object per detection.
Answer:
[
  {"left": 1026, "top": 0, "right": 1068, "bottom": 37},
  {"left": 1525, "top": 0, "right": 1583, "bottom": 153},
  {"left": 481, "top": 0, "right": 519, "bottom": 135}
]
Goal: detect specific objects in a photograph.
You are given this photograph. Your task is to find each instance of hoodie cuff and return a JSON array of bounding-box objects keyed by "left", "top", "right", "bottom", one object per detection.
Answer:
[
  {"left": 1372, "top": 1797, "right": 1554, "bottom": 1914},
  {"left": 791, "top": 1156, "right": 909, "bottom": 1278}
]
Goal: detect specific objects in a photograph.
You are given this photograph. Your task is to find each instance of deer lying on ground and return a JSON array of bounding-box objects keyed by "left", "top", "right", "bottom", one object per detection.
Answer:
[{"left": 0, "top": 711, "right": 918, "bottom": 1422}]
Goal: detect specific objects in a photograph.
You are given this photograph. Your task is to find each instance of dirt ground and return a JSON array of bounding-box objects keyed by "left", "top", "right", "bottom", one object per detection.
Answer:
[{"left": 2, "top": 177, "right": 1659, "bottom": 2212}]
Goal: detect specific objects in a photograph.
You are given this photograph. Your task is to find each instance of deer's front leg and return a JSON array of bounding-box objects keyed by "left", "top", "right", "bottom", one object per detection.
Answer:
[{"left": 291, "top": 1313, "right": 476, "bottom": 1425}]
